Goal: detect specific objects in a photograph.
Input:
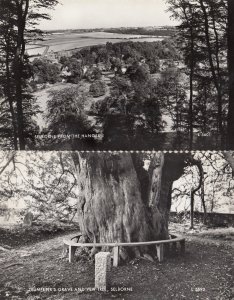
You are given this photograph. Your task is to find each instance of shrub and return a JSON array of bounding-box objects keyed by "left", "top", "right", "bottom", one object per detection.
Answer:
[{"left": 89, "top": 80, "right": 106, "bottom": 97}]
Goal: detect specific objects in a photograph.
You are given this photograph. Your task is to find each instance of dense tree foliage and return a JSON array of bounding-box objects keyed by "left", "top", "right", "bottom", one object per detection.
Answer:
[
  {"left": 84, "top": 67, "right": 102, "bottom": 82},
  {"left": 59, "top": 56, "right": 83, "bottom": 83},
  {"left": 77, "top": 40, "right": 179, "bottom": 67},
  {"left": 32, "top": 58, "right": 61, "bottom": 84},
  {"left": 89, "top": 80, "right": 106, "bottom": 98},
  {"left": 46, "top": 87, "right": 92, "bottom": 135},
  {"left": 35, "top": 39, "right": 179, "bottom": 148},
  {"left": 167, "top": 0, "right": 228, "bottom": 146},
  {"left": 227, "top": 0, "right": 234, "bottom": 148},
  {"left": 0, "top": 151, "right": 78, "bottom": 222},
  {"left": 105, "top": 26, "right": 176, "bottom": 36},
  {"left": 0, "top": 0, "right": 58, "bottom": 149}
]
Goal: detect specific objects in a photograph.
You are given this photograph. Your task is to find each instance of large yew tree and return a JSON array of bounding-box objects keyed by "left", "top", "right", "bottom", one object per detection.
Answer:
[{"left": 72, "top": 152, "right": 186, "bottom": 260}]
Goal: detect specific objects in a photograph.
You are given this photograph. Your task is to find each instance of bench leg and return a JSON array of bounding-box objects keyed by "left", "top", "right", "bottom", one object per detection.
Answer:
[
  {"left": 113, "top": 246, "right": 119, "bottom": 267},
  {"left": 180, "top": 240, "right": 185, "bottom": 255},
  {"left": 156, "top": 244, "right": 164, "bottom": 262},
  {"left": 69, "top": 245, "right": 77, "bottom": 263}
]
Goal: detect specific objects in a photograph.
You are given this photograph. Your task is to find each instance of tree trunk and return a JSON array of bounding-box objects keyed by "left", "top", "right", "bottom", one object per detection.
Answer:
[
  {"left": 14, "top": 0, "right": 30, "bottom": 150},
  {"left": 190, "top": 190, "right": 194, "bottom": 229},
  {"left": 5, "top": 47, "right": 18, "bottom": 150},
  {"left": 188, "top": 39, "right": 194, "bottom": 150},
  {"left": 189, "top": 158, "right": 203, "bottom": 229},
  {"left": 181, "top": 4, "right": 195, "bottom": 149},
  {"left": 200, "top": 182, "right": 207, "bottom": 225},
  {"left": 199, "top": 0, "right": 223, "bottom": 136},
  {"left": 72, "top": 152, "right": 185, "bottom": 260},
  {"left": 227, "top": 0, "right": 234, "bottom": 148}
]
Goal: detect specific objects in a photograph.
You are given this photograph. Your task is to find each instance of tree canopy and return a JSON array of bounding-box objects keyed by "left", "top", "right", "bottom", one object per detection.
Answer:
[{"left": 0, "top": 0, "right": 59, "bottom": 149}]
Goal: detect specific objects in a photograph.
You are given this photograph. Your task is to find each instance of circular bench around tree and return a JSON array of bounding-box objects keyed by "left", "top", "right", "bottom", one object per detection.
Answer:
[{"left": 63, "top": 234, "right": 185, "bottom": 266}]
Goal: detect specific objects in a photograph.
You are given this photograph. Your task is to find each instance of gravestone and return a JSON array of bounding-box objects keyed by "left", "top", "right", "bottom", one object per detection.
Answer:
[
  {"left": 23, "top": 212, "right": 33, "bottom": 226},
  {"left": 95, "top": 252, "right": 111, "bottom": 291}
]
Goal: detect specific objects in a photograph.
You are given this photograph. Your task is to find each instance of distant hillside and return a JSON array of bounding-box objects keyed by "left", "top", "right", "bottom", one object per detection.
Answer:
[
  {"left": 45, "top": 26, "right": 177, "bottom": 37},
  {"left": 104, "top": 26, "right": 177, "bottom": 36}
]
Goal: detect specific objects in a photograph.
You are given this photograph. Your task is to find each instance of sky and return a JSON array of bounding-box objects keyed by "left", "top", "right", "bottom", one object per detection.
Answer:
[{"left": 39, "top": 0, "right": 177, "bottom": 30}]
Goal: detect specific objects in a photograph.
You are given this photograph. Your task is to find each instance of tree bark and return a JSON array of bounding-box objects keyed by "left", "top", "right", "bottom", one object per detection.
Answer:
[
  {"left": 199, "top": 0, "right": 223, "bottom": 136},
  {"left": 14, "top": 0, "right": 30, "bottom": 150},
  {"left": 227, "top": 0, "right": 234, "bottom": 148},
  {"left": 72, "top": 152, "right": 185, "bottom": 260},
  {"left": 5, "top": 43, "right": 18, "bottom": 150},
  {"left": 181, "top": 3, "right": 195, "bottom": 148},
  {"left": 200, "top": 181, "right": 207, "bottom": 224},
  {"left": 189, "top": 158, "right": 204, "bottom": 229}
]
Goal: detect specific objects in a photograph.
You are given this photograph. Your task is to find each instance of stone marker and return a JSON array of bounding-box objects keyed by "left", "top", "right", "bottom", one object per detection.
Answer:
[{"left": 95, "top": 252, "right": 111, "bottom": 291}]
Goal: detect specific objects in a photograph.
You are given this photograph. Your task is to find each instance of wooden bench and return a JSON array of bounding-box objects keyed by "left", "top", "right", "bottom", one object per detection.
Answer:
[{"left": 63, "top": 233, "right": 185, "bottom": 266}]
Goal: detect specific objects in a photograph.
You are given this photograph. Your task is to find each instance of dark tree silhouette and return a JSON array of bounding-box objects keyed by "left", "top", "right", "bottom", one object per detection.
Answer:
[
  {"left": 0, "top": 0, "right": 58, "bottom": 149},
  {"left": 167, "top": 0, "right": 228, "bottom": 145},
  {"left": 227, "top": 0, "right": 234, "bottom": 148}
]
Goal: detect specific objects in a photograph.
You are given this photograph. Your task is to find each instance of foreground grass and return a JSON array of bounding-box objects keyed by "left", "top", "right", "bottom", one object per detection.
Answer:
[
  {"left": 0, "top": 222, "right": 79, "bottom": 248},
  {"left": 195, "top": 227, "right": 234, "bottom": 240}
]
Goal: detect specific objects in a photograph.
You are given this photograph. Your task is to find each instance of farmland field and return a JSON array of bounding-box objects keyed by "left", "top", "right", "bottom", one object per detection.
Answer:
[{"left": 26, "top": 31, "right": 166, "bottom": 57}]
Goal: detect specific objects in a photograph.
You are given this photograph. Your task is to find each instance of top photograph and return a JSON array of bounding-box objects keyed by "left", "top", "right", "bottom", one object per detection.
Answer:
[{"left": 0, "top": 0, "right": 233, "bottom": 151}]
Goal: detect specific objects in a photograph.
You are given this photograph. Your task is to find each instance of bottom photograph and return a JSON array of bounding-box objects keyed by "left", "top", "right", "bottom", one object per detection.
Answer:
[{"left": 0, "top": 151, "right": 233, "bottom": 300}]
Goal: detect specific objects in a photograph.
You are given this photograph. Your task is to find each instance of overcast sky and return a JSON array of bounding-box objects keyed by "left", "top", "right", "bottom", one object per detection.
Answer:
[{"left": 39, "top": 0, "right": 176, "bottom": 30}]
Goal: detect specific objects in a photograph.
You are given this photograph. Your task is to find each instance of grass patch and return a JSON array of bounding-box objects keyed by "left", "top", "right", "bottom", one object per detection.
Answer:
[
  {"left": 0, "top": 222, "right": 79, "bottom": 248},
  {"left": 196, "top": 227, "right": 234, "bottom": 240}
]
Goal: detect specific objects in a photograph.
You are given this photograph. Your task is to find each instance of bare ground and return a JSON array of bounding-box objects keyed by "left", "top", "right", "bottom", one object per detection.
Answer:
[{"left": 0, "top": 224, "right": 233, "bottom": 300}]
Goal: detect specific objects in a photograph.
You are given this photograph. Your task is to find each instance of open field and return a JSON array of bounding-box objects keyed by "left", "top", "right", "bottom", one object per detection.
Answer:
[{"left": 26, "top": 31, "right": 166, "bottom": 57}]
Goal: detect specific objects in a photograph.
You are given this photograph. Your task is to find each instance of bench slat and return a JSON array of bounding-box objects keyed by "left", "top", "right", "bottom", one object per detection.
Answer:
[
  {"left": 63, "top": 236, "right": 185, "bottom": 248},
  {"left": 156, "top": 244, "right": 164, "bottom": 262},
  {"left": 64, "top": 234, "right": 185, "bottom": 266},
  {"left": 69, "top": 245, "right": 77, "bottom": 263}
]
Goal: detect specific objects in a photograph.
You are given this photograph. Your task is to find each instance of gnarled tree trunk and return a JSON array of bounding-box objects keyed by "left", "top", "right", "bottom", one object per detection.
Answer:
[{"left": 72, "top": 152, "right": 185, "bottom": 260}]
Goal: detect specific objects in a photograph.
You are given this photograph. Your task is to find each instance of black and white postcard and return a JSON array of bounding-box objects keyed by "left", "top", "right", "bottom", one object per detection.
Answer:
[
  {"left": 0, "top": 0, "right": 233, "bottom": 150},
  {"left": 0, "top": 0, "right": 233, "bottom": 299},
  {"left": 0, "top": 151, "right": 233, "bottom": 299}
]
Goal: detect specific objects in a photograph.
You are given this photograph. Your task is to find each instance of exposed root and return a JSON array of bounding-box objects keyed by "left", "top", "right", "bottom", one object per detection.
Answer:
[
  {"left": 3, "top": 263, "right": 24, "bottom": 269},
  {"left": 0, "top": 246, "right": 11, "bottom": 252},
  {"left": 142, "top": 253, "right": 155, "bottom": 262}
]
